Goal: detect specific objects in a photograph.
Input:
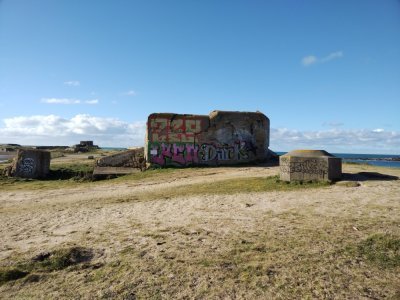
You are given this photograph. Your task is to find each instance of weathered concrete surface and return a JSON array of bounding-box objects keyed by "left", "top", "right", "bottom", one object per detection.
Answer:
[
  {"left": 280, "top": 150, "right": 342, "bottom": 182},
  {"left": 145, "top": 110, "right": 270, "bottom": 167},
  {"left": 10, "top": 149, "right": 51, "bottom": 178},
  {"left": 94, "top": 148, "right": 145, "bottom": 175}
]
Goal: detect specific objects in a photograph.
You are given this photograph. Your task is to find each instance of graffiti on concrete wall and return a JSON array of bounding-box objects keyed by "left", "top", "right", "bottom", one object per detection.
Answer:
[
  {"left": 199, "top": 141, "right": 250, "bottom": 162},
  {"left": 18, "top": 158, "right": 36, "bottom": 175},
  {"left": 149, "top": 141, "right": 255, "bottom": 166},
  {"left": 149, "top": 143, "right": 199, "bottom": 166},
  {"left": 147, "top": 112, "right": 268, "bottom": 167},
  {"left": 280, "top": 157, "right": 328, "bottom": 176},
  {"left": 149, "top": 116, "right": 203, "bottom": 143}
]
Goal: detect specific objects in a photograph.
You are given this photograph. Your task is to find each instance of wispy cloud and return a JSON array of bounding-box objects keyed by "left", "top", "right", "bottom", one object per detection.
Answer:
[
  {"left": 0, "top": 114, "right": 146, "bottom": 147},
  {"left": 64, "top": 80, "right": 80, "bottom": 86},
  {"left": 85, "top": 99, "right": 99, "bottom": 105},
  {"left": 301, "top": 51, "right": 343, "bottom": 67},
  {"left": 322, "top": 121, "right": 344, "bottom": 128},
  {"left": 301, "top": 56, "right": 317, "bottom": 66},
  {"left": 121, "top": 90, "right": 137, "bottom": 96},
  {"left": 41, "top": 98, "right": 99, "bottom": 105},
  {"left": 41, "top": 98, "right": 81, "bottom": 104}
]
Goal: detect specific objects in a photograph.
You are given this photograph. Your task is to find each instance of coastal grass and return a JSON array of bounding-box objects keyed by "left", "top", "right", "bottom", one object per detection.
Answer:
[
  {"left": 0, "top": 247, "right": 94, "bottom": 286},
  {"left": 1, "top": 162, "right": 400, "bottom": 298},
  {"left": 2, "top": 214, "right": 399, "bottom": 298},
  {"left": 349, "top": 233, "right": 400, "bottom": 268},
  {"left": 108, "top": 175, "right": 331, "bottom": 204},
  {"left": 0, "top": 162, "right": 95, "bottom": 191}
]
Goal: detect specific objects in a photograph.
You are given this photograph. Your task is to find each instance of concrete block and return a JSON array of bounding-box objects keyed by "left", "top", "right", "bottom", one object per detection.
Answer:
[
  {"left": 11, "top": 149, "right": 51, "bottom": 178},
  {"left": 280, "top": 150, "right": 341, "bottom": 182}
]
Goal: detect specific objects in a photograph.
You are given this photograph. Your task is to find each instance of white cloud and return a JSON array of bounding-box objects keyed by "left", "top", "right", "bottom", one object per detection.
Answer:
[
  {"left": 122, "top": 90, "right": 137, "bottom": 96},
  {"left": 41, "top": 98, "right": 81, "bottom": 104},
  {"left": 321, "top": 51, "right": 343, "bottom": 62},
  {"left": 0, "top": 115, "right": 146, "bottom": 147},
  {"left": 1, "top": 115, "right": 399, "bottom": 153},
  {"left": 322, "top": 121, "right": 344, "bottom": 127},
  {"left": 271, "top": 127, "right": 400, "bottom": 153},
  {"left": 301, "top": 51, "right": 343, "bottom": 67},
  {"left": 301, "top": 55, "right": 317, "bottom": 66},
  {"left": 64, "top": 80, "right": 80, "bottom": 86},
  {"left": 41, "top": 98, "right": 99, "bottom": 105},
  {"left": 85, "top": 99, "right": 99, "bottom": 105}
]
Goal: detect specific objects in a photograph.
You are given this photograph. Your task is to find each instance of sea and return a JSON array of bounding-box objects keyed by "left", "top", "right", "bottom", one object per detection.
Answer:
[
  {"left": 1, "top": 151, "right": 400, "bottom": 168},
  {"left": 0, "top": 154, "right": 15, "bottom": 163}
]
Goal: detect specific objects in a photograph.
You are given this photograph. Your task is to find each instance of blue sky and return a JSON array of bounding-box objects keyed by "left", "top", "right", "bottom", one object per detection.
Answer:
[{"left": 1, "top": 0, "right": 399, "bottom": 153}]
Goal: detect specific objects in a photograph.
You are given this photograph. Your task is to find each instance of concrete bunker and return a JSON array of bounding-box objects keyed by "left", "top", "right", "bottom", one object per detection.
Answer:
[
  {"left": 145, "top": 110, "right": 270, "bottom": 167},
  {"left": 7, "top": 149, "right": 51, "bottom": 179},
  {"left": 280, "top": 150, "right": 342, "bottom": 182}
]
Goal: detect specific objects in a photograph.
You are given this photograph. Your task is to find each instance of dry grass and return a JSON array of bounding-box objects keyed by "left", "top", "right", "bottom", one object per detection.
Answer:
[{"left": 0, "top": 161, "right": 399, "bottom": 299}]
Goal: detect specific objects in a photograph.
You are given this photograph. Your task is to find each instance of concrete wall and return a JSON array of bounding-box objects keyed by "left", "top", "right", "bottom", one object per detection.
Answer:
[
  {"left": 145, "top": 110, "right": 270, "bottom": 167},
  {"left": 11, "top": 149, "right": 51, "bottom": 178}
]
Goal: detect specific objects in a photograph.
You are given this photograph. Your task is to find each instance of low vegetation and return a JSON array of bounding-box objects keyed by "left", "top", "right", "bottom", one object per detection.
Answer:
[
  {"left": 0, "top": 247, "right": 94, "bottom": 286},
  {"left": 1, "top": 157, "right": 399, "bottom": 298},
  {"left": 350, "top": 233, "right": 400, "bottom": 268}
]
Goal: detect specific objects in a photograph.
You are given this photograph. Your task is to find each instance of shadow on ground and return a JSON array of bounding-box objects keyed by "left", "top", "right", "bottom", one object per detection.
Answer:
[{"left": 342, "top": 172, "right": 399, "bottom": 182}]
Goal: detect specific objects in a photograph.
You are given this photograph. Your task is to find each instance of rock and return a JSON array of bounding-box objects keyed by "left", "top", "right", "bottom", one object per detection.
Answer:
[{"left": 9, "top": 149, "right": 51, "bottom": 179}]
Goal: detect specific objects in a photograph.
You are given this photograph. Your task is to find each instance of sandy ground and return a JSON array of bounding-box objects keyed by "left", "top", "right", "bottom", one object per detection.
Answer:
[
  {"left": 0, "top": 165, "right": 278, "bottom": 259},
  {"left": 1, "top": 164, "right": 399, "bottom": 261},
  {"left": 1, "top": 162, "right": 399, "bottom": 298}
]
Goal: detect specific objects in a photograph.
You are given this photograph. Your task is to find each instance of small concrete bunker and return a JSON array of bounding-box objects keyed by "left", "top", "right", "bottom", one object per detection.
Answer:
[
  {"left": 145, "top": 110, "right": 270, "bottom": 167},
  {"left": 10, "top": 149, "right": 51, "bottom": 179},
  {"left": 280, "top": 150, "right": 342, "bottom": 182}
]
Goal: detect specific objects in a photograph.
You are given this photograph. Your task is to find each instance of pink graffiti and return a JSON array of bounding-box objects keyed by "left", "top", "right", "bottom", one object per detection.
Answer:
[{"left": 150, "top": 143, "right": 199, "bottom": 166}]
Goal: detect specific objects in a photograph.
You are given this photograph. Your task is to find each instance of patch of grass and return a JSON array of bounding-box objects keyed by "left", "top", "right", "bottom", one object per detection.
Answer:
[
  {"left": 110, "top": 176, "right": 331, "bottom": 203},
  {"left": 0, "top": 162, "right": 95, "bottom": 191},
  {"left": 354, "top": 234, "right": 400, "bottom": 268},
  {"left": 0, "top": 247, "right": 94, "bottom": 285},
  {"left": 0, "top": 268, "right": 29, "bottom": 285},
  {"left": 20, "top": 247, "right": 94, "bottom": 272},
  {"left": 48, "top": 163, "right": 94, "bottom": 180},
  {"left": 112, "top": 167, "right": 201, "bottom": 182},
  {"left": 50, "top": 151, "right": 65, "bottom": 159}
]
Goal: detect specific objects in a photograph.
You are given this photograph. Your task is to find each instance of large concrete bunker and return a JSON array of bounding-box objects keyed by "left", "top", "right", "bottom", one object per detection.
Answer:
[{"left": 145, "top": 110, "right": 270, "bottom": 167}]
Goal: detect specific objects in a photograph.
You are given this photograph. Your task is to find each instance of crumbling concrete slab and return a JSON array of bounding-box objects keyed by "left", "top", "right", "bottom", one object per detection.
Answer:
[
  {"left": 145, "top": 110, "right": 270, "bottom": 167},
  {"left": 93, "top": 148, "right": 145, "bottom": 175},
  {"left": 280, "top": 150, "right": 342, "bottom": 182},
  {"left": 9, "top": 149, "right": 51, "bottom": 179}
]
